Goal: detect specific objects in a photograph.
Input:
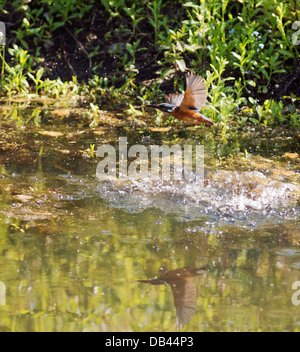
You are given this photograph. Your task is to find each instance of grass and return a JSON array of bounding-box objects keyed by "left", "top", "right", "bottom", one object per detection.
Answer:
[{"left": 0, "top": 0, "right": 299, "bottom": 128}]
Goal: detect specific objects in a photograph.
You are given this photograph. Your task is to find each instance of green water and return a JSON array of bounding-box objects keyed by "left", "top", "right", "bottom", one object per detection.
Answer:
[{"left": 0, "top": 106, "right": 299, "bottom": 332}]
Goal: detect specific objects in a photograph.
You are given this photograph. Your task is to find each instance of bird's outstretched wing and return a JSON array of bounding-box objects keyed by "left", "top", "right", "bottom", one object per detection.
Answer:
[
  {"left": 171, "top": 279, "right": 197, "bottom": 329},
  {"left": 165, "top": 93, "right": 184, "bottom": 107},
  {"left": 180, "top": 72, "right": 207, "bottom": 111}
]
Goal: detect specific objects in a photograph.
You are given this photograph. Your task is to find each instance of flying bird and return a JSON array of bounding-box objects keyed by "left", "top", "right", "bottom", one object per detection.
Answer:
[{"left": 145, "top": 72, "right": 213, "bottom": 126}]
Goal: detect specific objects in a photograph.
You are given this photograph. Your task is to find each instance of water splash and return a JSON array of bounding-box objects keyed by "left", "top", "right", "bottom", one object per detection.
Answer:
[{"left": 95, "top": 170, "right": 299, "bottom": 227}]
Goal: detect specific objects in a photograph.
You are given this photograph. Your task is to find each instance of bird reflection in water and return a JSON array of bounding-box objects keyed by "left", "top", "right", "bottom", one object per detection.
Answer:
[{"left": 138, "top": 266, "right": 206, "bottom": 329}]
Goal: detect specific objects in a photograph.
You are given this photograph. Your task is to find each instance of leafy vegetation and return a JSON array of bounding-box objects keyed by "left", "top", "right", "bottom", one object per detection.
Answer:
[
  {"left": 0, "top": 0, "right": 299, "bottom": 127},
  {"left": 0, "top": 1, "right": 299, "bottom": 334}
]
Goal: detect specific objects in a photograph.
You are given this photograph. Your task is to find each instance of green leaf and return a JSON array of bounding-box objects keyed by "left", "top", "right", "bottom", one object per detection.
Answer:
[
  {"left": 53, "top": 22, "right": 65, "bottom": 31},
  {"left": 259, "top": 67, "right": 269, "bottom": 81},
  {"left": 125, "top": 43, "right": 134, "bottom": 57},
  {"left": 232, "top": 52, "right": 241, "bottom": 61},
  {"left": 36, "top": 68, "right": 44, "bottom": 81},
  {"left": 176, "top": 59, "right": 186, "bottom": 72},
  {"left": 247, "top": 80, "right": 256, "bottom": 87},
  {"left": 249, "top": 97, "right": 256, "bottom": 105},
  {"left": 176, "top": 41, "right": 184, "bottom": 52},
  {"left": 278, "top": 49, "right": 294, "bottom": 59},
  {"left": 250, "top": 117, "right": 259, "bottom": 124}
]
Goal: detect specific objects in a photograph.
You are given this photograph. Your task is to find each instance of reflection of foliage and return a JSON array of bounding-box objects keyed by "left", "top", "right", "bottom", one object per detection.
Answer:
[
  {"left": 0, "top": 183, "right": 299, "bottom": 331},
  {"left": 0, "top": 116, "right": 299, "bottom": 331}
]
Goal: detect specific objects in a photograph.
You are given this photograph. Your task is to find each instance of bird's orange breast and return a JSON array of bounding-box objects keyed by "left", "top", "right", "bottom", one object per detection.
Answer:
[{"left": 171, "top": 109, "right": 212, "bottom": 126}]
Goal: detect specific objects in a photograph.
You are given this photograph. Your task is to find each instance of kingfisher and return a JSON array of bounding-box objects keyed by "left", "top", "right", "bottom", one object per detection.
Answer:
[{"left": 145, "top": 72, "right": 213, "bottom": 126}]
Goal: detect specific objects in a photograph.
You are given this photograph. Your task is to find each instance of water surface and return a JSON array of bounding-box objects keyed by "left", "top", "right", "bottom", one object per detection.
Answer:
[{"left": 0, "top": 104, "right": 299, "bottom": 331}]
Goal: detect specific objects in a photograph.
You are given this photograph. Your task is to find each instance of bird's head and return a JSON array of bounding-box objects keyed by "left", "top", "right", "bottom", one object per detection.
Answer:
[{"left": 145, "top": 103, "right": 176, "bottom": 114}]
